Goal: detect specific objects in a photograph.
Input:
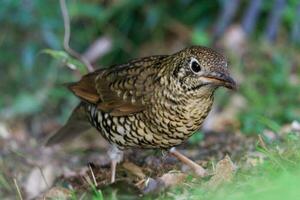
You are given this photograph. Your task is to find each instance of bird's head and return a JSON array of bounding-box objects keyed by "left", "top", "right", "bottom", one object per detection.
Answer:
[{"left": 169, "top": 46, "right": 237, "bottom": 96}]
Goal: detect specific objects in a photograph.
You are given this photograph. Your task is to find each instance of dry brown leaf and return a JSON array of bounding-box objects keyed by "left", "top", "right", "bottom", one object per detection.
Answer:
[
  {"left": 206, "top": 155, "right": 236, "bottom": 189},
  {"left": 25, "top": 165, "right": 61, "bottom": 199},
  {"left": 122, "top": 161, "right": 146, "bottom": 179},
  {"left": 142, "top": 171, "right": 187, "bottom": 194},
  {"left": 159, "top": 171, "right": 187, "bottom": 187},
  {"left": 39, "top": 186, "right": 72, "bottom": 200}
]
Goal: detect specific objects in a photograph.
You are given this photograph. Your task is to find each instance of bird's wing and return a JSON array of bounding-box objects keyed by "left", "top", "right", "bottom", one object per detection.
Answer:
[{"left": 69, "top": 55, "right": 168, "bottom": 116}]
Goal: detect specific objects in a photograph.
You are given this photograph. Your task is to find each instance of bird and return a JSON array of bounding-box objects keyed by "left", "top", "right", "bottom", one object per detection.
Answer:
[{"left": 46, "top": 46, "right": 236, "bottom": 183}]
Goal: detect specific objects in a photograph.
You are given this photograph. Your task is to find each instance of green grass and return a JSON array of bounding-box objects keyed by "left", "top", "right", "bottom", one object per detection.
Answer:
[
  {"left": 160, "top": 132, "right": 300, "bottom": 200},
  {"left": 237, "top": 44, "right": 300, "bottom": 135}
]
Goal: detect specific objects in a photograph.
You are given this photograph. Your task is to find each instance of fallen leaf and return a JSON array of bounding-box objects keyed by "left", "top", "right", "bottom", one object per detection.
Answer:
[
  {"left": 39, "top": 186, "right": 72, "bottom": 200},
  {"left": 159, "top": 171, "right": 187, "bottom": 187},
  {"left": 142, "top": 171, "right": 187, "bottom": 194},
  {"left": 206, "top": 155, "right": 236, "bottom": 189},
  {"left": 122, "top": 161, "right": 146, "bottom": 179},
  {"left": 25, "top": 165, "right": 61, "bottom": 199}
]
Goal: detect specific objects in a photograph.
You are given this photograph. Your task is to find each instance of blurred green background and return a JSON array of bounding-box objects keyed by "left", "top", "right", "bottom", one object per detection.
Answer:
[
  {"left": 1, "top": 0, "right": 299, "bottom": 136},
  {"left": 1, "top": 0, "right": 300, "bottom": 199}
]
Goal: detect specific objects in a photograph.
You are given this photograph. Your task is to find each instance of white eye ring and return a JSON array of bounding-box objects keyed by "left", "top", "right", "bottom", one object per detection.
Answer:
[{"left": 189, "top": 58, "right": 202, "bottom": 74}]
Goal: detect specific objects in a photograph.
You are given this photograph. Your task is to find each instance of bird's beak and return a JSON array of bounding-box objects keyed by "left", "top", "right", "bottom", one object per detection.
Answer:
[{"left": 202, "top": 72, "right": 237, "bottom": 90}]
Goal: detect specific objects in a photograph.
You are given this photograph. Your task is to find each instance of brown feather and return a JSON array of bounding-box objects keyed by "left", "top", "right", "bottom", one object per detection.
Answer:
[
  {"left": 68, "top": 72, "right": 100, "bottom": 103},
  {"left": 69, "top": 55, "right": 167, "bottom": 116},
  {"left": 45, "top": 103, "right": 92, "bottom": 145},
  {"left": 94, "top": 55, "right": 167, "bottom": 116}
]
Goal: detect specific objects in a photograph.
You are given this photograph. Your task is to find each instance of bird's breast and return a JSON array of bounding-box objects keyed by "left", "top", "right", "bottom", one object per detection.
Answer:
[{"left": 144, "top": 90, "right": 214, "bottom": 146}]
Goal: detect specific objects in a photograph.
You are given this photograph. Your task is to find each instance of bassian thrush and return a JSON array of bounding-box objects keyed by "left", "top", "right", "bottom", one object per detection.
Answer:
[{"left": 46, "top": 46, "right": 236, "bottom": 182}]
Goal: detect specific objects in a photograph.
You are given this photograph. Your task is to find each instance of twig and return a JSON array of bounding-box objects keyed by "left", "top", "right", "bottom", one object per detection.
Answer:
[
  {"left": 38, "top": 167, "right": 49, "bottom": 188},
  {"left": 83, "top": 174, "right": 93, "bottom": 187},
  {"left": 258, "top": 134, "right": 268, "bottom": 150},
  {"left": 59, "top": 0, "right": 94, "bottom": 72},
  {"left": 78, "top": 193, "right": 87, "bottom": 200},
  {"left": 88, "top": 164, "right": 98, "bottom": 187},
  {"left": 83, "top": 174, "right": 102, "bottom": 194},
  {"left": 13, "top": 178, "right": 23, "bottom": 200}
]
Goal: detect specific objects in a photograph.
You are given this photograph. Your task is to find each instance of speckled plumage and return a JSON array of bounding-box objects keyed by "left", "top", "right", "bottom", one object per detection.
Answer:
[{"left": 47, "top": 46, "right": 236, "bottom": 150}]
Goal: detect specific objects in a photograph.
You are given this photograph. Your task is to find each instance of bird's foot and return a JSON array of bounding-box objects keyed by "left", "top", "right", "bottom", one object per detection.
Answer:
[
  {"left": 169, "top": 147, "right": 207, "bottom": 177},
  {"left": 108, "top": 146, "right": 124, "bottom": 183}
]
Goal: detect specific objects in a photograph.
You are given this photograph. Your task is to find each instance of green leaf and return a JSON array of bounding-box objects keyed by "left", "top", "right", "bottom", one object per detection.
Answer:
[{"left": 41, "top": 49, "right": 88, "bottom": 74}]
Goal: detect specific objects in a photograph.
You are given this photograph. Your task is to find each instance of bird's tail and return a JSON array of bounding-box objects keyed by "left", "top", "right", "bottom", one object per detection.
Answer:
[{"left": 45, "top": 102, "right": 92, "bottom": 146}]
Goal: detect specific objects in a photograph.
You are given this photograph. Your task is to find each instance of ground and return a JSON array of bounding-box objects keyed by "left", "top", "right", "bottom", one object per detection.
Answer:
[{"left": 2, "top": 120, "right": 300, "bottom": 199}]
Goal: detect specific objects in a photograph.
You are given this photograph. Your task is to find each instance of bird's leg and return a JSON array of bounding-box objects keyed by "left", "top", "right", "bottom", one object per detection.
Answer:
[
  {"left": 108, "top": 145, "right": 124, "bottom": 183},
  {"left": 169, "top": 147, "right": 207, "bottom": 177}
]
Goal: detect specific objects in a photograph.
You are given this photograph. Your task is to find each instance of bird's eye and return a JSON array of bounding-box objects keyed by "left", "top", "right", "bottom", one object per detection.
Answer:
[{"left": 190, "top": 59, "right": 201, "bottom": 74}]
